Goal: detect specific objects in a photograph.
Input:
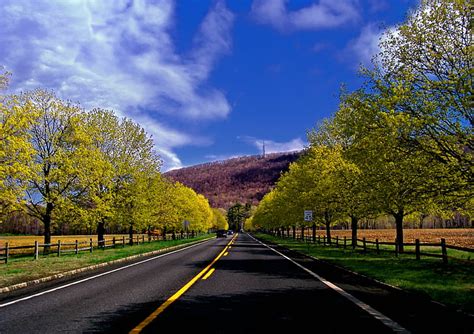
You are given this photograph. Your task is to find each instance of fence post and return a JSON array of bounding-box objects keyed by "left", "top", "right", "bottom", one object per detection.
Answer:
[
  {"left": 112, "top": 237, "right": 115, "bottom": 248},
  {"left": 75, "top": 240, "right": 79, "bottom": 255},
  {"left": 394, "top": 238, "right": 398, "bottom": 257},
  {"left": 57, "top": 240, "right": 61, "bottom": 257},
  {"left": 415, "top": 239, "right": 420, "bottom": 260},
  {"left": 344, "top": 236, "right": 347, "bottom": 249},
  {"left": 292, "top": 226, "right": 296, "bottom": 239},
  {"left": 122, "top": 236, "right": 125, "bottom": 247},
  {"left": 90, "top": 238, "right": 93, "bottom": 253},
  {"left": 34, "top": 241, "right": 39, "bottom": 260},
  {"left": 312, "top": 224, "right": 316, "bottom": 243},
  {"left": 336, "top": 236, "right": 339, "bottom": 248},
  {"left": 5, "top": 242, "right": 9, "bottom": 264},
  {"left": 376, "top": 239, "right": 379, "bottom": 255},
  {"left": 323, "top": 236, "right": 326, "bottom": 246},
  {"left": 318, "top": 235, "right": 320, "bottom": 244},
  {"left": 363, "top": 237, "right": 367, "bottom": 253},
  {"left": 441, "top": 238, "right": 447, "bottom": 264}
]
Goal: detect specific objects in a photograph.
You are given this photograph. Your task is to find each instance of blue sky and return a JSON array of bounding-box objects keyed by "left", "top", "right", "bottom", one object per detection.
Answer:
[{"left": 1, "top": 0, "right": 417, "bottom": 170}]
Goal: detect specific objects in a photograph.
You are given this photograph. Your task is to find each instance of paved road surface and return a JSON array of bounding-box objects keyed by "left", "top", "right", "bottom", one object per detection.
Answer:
[{"left": 0, "top": 233, "right": 472, "bottom": 333}]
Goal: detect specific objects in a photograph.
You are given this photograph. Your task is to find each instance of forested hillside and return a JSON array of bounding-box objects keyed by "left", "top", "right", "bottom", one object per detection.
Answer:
[{"left": 165, "top": 152, "right": 302, "bottom": 209}]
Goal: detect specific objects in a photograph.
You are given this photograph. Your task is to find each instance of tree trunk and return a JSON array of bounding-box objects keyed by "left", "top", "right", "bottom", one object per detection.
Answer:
[
  {"left": 129, "top": 224, "right": 134, "bottom": 245},
  {"left": 325, "top": 210, "right": 331, "bottom": 244},
  {"left": 394, "top": 210, "right": 404, "bottom": 253},
  {"left": 351, "top": 215, "right": 358, "bottom": 249},
  {"left": 97, "top": 220, "right": 106, "bottom": 248},
  {"left": 43, "top": 202, "right": 53, "bottom": 253},
  {"left": 419, "top": 213, "right": 427, "bottom": 229},
  {"left": 163, "top": 227, "right": 167, "bottom": 241}
]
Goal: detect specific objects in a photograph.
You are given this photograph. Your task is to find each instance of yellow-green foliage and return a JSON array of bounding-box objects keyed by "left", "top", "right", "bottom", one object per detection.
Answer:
[
  {"left": 0, "top": 72, "right": 36, "bottom": 215},
  {"left": 0, "top": 76, "right": 216, "bottom": 241},
  {"left": 252, "top": 0, "right": 472, "bottom": 248},
  {"left": 212, "top": 208, "right": 228, "bottom": 230}
]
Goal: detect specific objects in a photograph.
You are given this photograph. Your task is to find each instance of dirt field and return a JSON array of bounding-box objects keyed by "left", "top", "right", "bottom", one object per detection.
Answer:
[{"left": 307, "top": 229, "right": 474, "bottom": 248}]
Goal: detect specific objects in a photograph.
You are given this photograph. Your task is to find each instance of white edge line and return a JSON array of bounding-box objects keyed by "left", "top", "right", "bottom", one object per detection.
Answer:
[
  {"left": 0, "top": 239, "right": 214, "bottom": 309},
  {"left": 248, "top": 234, "right": 410, "bottom": 334}
]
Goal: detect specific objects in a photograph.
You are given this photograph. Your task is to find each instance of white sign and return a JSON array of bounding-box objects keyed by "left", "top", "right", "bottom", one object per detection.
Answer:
[{"left": 304, "top": 210, "right": 313, "bottom": 222}]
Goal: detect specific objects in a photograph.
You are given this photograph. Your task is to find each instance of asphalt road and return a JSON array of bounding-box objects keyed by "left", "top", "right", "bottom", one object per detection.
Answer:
[{"left": 0, "top": 233, "right": 472, "bottom": 333}]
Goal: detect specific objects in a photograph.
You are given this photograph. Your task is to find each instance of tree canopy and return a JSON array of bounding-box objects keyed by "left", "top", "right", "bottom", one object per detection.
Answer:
[
  {"left": 0, "top": 81, "right": 218, "bottom": 243},
  {"left": 251, "top": 0, "right": 473, "bottom": 251}
]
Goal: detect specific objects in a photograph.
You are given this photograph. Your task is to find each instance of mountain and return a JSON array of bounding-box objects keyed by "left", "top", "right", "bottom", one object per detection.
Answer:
[{"left": 164, "top": 151, "right": 302, "bottom": 209}]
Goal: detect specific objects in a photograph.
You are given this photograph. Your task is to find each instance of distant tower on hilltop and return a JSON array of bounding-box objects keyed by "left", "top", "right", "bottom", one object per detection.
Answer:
[{"left": 262, "top": 140, "right": 266, "bottom": 158}]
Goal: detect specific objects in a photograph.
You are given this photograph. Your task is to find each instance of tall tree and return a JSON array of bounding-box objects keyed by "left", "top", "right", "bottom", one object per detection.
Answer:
[
  {"left": 0, "top": 72, "right": 36, "bottom": 216},
  {"left": 334, "top": 91, "right": 451, "bottom": 251},
  {"left": 109, "top": 117, "right": 161, "bottom": 242},
  {"left": 374, "top": 0, "right": 472, "bottom": 189},
  {"left": 23, "top": 90, "right": 105, "bottom": 246},
  {"left": 309, "top": 117, "right": 372, "bottom": 247}
]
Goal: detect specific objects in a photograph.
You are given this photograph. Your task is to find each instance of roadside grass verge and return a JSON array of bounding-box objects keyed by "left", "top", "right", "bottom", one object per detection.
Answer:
[
  {"left": 254, "top": 233, "right": 474, "bottom": 314},
  {"left": 0, "top": 234, "right": 212, "bottom": 289}
]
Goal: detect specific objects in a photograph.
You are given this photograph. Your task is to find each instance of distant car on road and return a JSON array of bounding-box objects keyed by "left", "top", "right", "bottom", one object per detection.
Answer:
[
  {"left": 216, "top": 230, "right": 227, "bottom": 238},
  {"left": 227, "top": 230, "right": 234, "bottom": 236}
]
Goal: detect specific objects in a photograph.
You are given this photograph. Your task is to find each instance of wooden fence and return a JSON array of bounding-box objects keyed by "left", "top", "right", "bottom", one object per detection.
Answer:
[
  {"left": 0, "top": 231, "right": 199, "bottom": 264},
  {"left": 266, "top": 229, "right": 473, "bottom": 264}
]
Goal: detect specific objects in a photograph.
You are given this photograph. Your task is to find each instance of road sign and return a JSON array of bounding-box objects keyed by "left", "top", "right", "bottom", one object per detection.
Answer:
[{"left": 304, "top": 210, "right": 313, "bottom": 222}]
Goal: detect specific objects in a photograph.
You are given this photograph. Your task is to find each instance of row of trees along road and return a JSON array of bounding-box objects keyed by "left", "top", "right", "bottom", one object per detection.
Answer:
[
  {"left": 0, "top": 77, "right": 227, "bottom": 246},
  {"left": 251, "top": 0, "right": 473, "bottom": 252}
]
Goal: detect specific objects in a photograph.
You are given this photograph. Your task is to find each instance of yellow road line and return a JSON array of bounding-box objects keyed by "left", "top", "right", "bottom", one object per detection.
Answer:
[
  {"left": 129, "top": 234, "right": 238, "bottom": 333},
  {"left": 223, "top": 252, "right": 229, "bottom": 257},
  {"left": 202, "top": 268, "right": 215, "bottom": 280}
]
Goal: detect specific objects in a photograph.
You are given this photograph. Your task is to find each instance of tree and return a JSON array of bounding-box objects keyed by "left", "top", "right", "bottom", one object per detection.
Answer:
[
  {"left": 23, "top": 90, "right": 106, "bottom": 247},
  {"left": 334, "top": 90, "right": 453, "bottom": 251},
  {"left": 211, "top": 208, "right": 228, "bottom": 230},
  {"left": 100, "top": 116, "right": 161, "bottom": 243},
  {"left": 0, "top": 72, "right": 36, "bottom": 216},
  {"left": 309, "top": 117, "right": 372, "bottom": 247},
  {"left": 374, "top": 0, "right": 472, "bottom": 189},
  {"left": 227, "top": 203, "right": 251, "bottom": 231}
]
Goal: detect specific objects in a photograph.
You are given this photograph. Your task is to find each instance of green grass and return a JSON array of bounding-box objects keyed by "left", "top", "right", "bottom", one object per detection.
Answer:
[
  {"left": 0, "top": 234, "right": 212, "bottom": 288},
  {"left": 255, "top": 233, "right": 474, "bottom": 314}
]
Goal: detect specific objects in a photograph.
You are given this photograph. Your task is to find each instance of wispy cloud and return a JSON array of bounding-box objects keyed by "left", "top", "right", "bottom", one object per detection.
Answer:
[
  {"left": 250, "top": 0, "right": 360, "bottom": 32},
  {"left": 0, "top": 0, "right": 234, "bottom": 170},
  {"left": 345, "top": 23, "right": 383, "bottom": 68},
  {"left": 204, "top": 153, "right": 245, "bottom": 162},
  {"left": 240, "top": 136, "right": 306, "bottom": 154},
  {"left": 368, "top": 0, "right": 389, "bottom": 13}
]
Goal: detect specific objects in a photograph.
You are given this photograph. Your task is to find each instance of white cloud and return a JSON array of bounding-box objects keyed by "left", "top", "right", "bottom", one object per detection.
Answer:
[
  {"left": 242, "top": 136, "right": 306, "bottom": 154},
  {"left": 204, "top": 153, "right": 245, "bottom": 161},
  {"left": 0, "top": 0, "right": 234, "bottom": 170},
  {"left": 346, "top": 23, "right": 383, "bottom": 68},
  {"left": 251, "top": 0, "right": 359, "bottom": 31}
]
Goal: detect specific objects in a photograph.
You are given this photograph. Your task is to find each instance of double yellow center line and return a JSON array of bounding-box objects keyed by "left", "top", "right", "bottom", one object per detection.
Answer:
[{"left": 130, "top": 233, "right": 237, "bottom": 333}]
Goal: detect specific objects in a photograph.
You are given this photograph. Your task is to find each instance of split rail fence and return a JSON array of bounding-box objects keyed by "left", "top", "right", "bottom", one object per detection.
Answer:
[
  {"left": 266, "top": 228, "right": 474, "bottom": 264},
  {"left": 0, "top": 231, "right": 200, "bottom": 264}
]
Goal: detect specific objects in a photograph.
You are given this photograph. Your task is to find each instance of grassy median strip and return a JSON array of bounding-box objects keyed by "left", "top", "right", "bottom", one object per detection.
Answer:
[
  {"left": 0, "top": 235, "right": 212, "bottom": 289},
  {"left": 254, "top": 233, "right": 474, "bottom": 314}
]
